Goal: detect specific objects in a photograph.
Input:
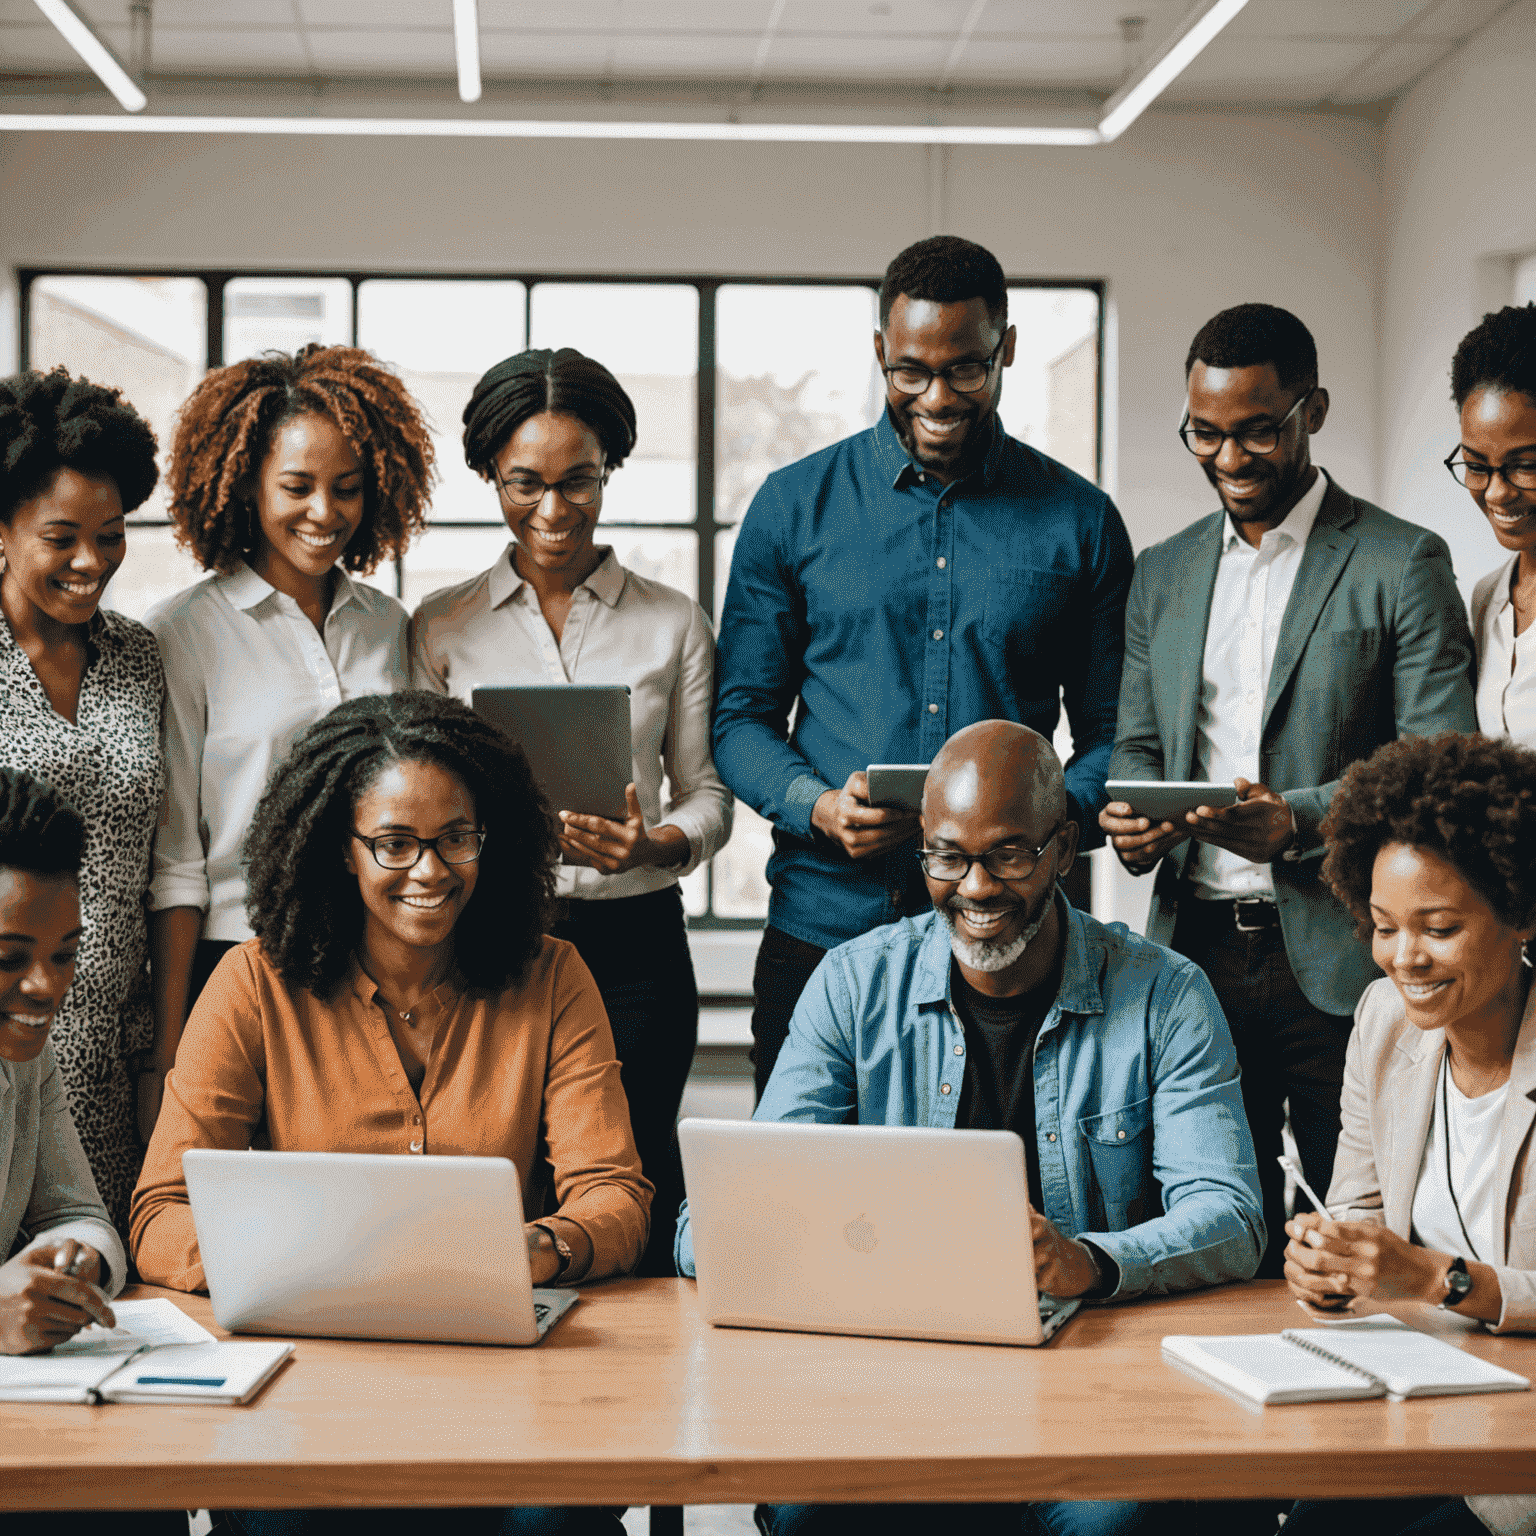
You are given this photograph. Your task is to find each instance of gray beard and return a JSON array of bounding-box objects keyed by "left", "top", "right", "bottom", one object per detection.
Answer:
[{"left": 939, "top": 895, "right": 1051, "bottom": 973}]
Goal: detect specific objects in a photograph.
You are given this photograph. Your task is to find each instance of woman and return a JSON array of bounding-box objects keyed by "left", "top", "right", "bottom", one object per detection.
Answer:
[
  {"left": 131, "top": 692, "right": 644, "bottom": 1534},
  {"left": 144, "top": 343, "right": 435, "bottom": 1137},
  {"left": 0, "top": 366, "right": 164, "bottom": 1232},
  {"left": 411, "top": 347, "right": 730, "bottom": 1275},
  {"left": 1452, "top": 302, "right": 1536, "bottom": 747},
  {"left": 1284, "top": 731, "right": 1536, "bottom": 1536}
]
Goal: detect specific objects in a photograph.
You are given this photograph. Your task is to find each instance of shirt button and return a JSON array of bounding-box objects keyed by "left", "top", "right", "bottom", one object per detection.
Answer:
[
  {"left": 954, "top": 1044, "right": 964, "bottom": 1056},
  {"left": 940, "top": 1083, "right": 952, "bottom": 1095},
  {"left": 412, "top": 1114, "right": 421, "bottom": 1126},
  {"left": 936, "top": 557, "right": 946, "bottom": 569},
  {"left": 928, "top": 703, "right": 939, "bottom": 714},
  {"left": 409, "top": 1140, "right": 422, "bottom": 1152},
  {"left": 1047, "top": 1132, "right": 1057, "bottom": 1142},
  {"left": 1117, "top": 1130, "right": 1126, "bottom": 1139},
  {"left": 932, "top": 629, "right": 944, "bottom": 641}
]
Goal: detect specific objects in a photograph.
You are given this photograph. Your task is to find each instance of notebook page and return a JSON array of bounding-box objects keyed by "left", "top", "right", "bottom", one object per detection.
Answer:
[
  {"left": 1162, "top": 1333, "right": 1382, "bottom": 1405},
  {"left": 0, "top": 1351, "right": 133, "bottom": 1401},
  {"left": 53, "top": 1298, "right": 215, "bottom": 1356},
  {"left": 1283, "top": 1327, "right": 1531, "bottom": 1400}
]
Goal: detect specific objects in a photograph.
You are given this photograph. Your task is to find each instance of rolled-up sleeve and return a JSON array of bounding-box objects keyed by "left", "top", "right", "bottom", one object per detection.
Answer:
[
  {"left": 655, "top": 602, "right": 732, "bottom": 875},
  {"left": 146, "top": 610, "right": 211, "bottom": 913}
]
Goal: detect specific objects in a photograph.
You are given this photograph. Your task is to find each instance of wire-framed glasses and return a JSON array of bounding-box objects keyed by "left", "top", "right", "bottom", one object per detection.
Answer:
[
  {"left": 1179, "top": 385, "right": 1314, "bottom": 458},
  {"left": 493, "top": 465, "right": 607, "bottom": 508},
  {"left": 351, "top": 829, "right": 488, "bottom": 870},
  {"left": 883, "top": 337, "right": 1005, "bottom": 396},
  {"left": 1443, "top": 449, "right": 1536, "bottom": 492},
  {"left": 917, "top": 829, "right": 1061, "bottom": 883}
]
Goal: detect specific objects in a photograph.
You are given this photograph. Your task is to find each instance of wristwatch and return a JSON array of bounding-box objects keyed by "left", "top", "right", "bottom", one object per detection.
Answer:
[
  {"left": 533, "top": 1223, "right": 574, "bottom": 1283},
  {"left": 1440, "top": 1255, "right": 1474, "bottom": 1308}
]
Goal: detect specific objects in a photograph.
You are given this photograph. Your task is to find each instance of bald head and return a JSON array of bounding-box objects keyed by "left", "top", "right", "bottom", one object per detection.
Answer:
[{"left": 923, "top": 721, "right": 1067, "bottom": 838}]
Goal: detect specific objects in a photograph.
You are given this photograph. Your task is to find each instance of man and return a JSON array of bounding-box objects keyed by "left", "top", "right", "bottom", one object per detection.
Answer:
[
  {"left": 715, "top": 235, "right": 1133, "bottom": 1099},
  {"left": 1101, "top": 302, "right": 1476, "bottom": 1276},
  {"left": 677, "top": 721, "right": 1262, "bottom": 1536}
]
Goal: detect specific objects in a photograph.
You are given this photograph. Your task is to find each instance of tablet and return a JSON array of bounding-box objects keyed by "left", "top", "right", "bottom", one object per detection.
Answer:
[
  {"left": 866, "top": 764, "right": 930, "bottom": 813},
  {"left": 1103, "top": 780, "right": 1242, "bottom": 823},
  {"left": 472, "top": 685, "right": 632, "bottom": 821}
]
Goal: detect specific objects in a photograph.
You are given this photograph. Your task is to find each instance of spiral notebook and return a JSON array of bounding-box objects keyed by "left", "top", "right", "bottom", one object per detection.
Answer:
[{"left": 1162, "top": 1316, "right": 1530, "bottom": 1406}]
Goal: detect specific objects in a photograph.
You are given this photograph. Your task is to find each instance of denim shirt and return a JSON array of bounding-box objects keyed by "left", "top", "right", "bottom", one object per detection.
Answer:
[
  {"left": 675, "top": 902, "right": 1264, "bottom": 1296},
  {"left": 711, "top": 411, "right": 1133, "bottom": 951}
]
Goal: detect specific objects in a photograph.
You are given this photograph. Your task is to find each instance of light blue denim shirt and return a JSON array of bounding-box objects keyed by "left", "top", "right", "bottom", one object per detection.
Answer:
[{"left": 676, "top": 901, "right": 1264, "bottom": 1297}]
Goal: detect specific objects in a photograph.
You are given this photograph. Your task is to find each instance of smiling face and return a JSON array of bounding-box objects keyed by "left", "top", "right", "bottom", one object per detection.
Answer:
[
  {"left": 0, "top": 867, "right": 81, "bottom": 1063},
  {"left": 491, "top": 411, "right": 605, "bottom": 581},
  {"left": 1457, "top": 386, "right": 1536, "bottom": 557},
  {"left": 876, "top": 294, "right": 1015, "bottom": 483},
  {"left": 1369, "top": 842, "right": 1534, "bottom": 1038},
  {"left": 0, "top": 468, "right": 125, "bottom": 629},
  {"left": 1185, "top": 360, "right": 1325, "bottom": 529},
  {"left": 249, "top": 413, "right": 366, "bottom": 589},
  {"left": 344, "top": 758, "right": 480, "bottom": 964}
]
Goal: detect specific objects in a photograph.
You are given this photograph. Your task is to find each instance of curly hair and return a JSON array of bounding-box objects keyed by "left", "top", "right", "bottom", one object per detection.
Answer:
[
  {"left": 0, "top": 367, "right": 158, "bottom": 523},
  {"left": 461, "top": 348, "right": 637, "bottom": 478},
  {"left": 1320, "top": 732, "right": 1536, "bottom": 934},
  {"left": 0, "top": 766, "right": 85, "bottom": 878},
  {"left": 1450, "top": 302, "right": 1536, "bottom": 408},
  {"left": 879, "top": 235, "right": 1007, "bottom": 329},
  {"left": 163, "top": 344, "right": 435, "bottom": 576},
  {"left": 1185, "top": 303, "right": 1318, "bottom": 393},
  {"left": 242, "top": 692, "right": 557, "bottom": 1001}
]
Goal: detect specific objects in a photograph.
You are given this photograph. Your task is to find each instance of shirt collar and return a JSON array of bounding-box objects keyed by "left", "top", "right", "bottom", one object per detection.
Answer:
[
  {"left": 216, "top": 560, "right": 365, "bottom": 619},
  {"left": 488, "top": 544, "right": 626, "bottom": 610},
  {"left": 347, "top": 952, "right": 463, "bottom": 1022},
  {"left": 1222, "top": 467, "right": 1329, "bottom": 553},
  {"left": 879, "top": 409, "right": 1006, "bottom": 494},
  {"left": 0, "top": 607, "right": 114, "bottom": 661}
]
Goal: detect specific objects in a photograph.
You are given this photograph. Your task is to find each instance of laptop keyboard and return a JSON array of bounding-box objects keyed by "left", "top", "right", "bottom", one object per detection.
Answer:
[{"left": 533, "top": 1302, "right": 550, "bottom": 1324}]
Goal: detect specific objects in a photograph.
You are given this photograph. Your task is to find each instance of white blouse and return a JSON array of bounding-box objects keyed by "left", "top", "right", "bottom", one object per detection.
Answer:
[
  {"left": 410, "top": 544, "right": 732, "bottom": 902},
  {"left": 1472, "top": 556, "right": 1536, "bottom": 748},
  {"left": 1410, "top": 1058, "right": 1507, "bottom": 1264},
  {"left": 147, "top": 563, "right": 410, "bottom": 940}
]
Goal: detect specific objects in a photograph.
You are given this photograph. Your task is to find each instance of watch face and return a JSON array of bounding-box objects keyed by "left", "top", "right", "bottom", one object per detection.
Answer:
[{"left": 1447, "top": 1261, "right": 1474, "bottom": 1299}]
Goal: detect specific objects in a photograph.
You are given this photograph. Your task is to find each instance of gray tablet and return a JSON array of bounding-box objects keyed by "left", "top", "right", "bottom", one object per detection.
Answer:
[
  {"left": 472, "top": 685, "right": 632, "bottom": 821},
  {"left": 1104, "top": 780, "right": 1242, "bottom": 823},
  {"left": 866, "top": 764, "right": 930, "bottom": 813}
]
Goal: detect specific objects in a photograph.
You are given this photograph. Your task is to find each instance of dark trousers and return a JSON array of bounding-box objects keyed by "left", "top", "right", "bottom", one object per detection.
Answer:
[
  {"left": 227, "top": 1508, "right": 626, "bottom": 1534},
  {"left": 1284, "top": 1499, "right": 1485, "bottom": 1535},
  {"left": 749, "top": 925, "right": 829, "bottom": 1103},
  {"left": 552, "top": 886, "right": 699, "bottom": 1277},
  {"left": 1171, "top": 899, "right": 1352, "bottom": 1279}
]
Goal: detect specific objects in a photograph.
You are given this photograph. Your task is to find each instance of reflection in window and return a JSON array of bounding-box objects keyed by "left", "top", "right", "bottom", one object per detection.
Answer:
[{"left": 997, "top": 286, "right": 1101, "bottom": 485}]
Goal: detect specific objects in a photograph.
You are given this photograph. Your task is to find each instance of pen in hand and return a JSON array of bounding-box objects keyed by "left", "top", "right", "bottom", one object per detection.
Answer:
[
  {"left": 52, "top": 1240, "right": 88, "bottom": 1279},
  {"left": 1277, "top": 1154, "right": 1353, "bottom": 1309}
]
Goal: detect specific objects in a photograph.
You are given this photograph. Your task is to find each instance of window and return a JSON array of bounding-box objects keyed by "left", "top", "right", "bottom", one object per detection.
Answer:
[{"left": 21, "top": 270, "right": 1102, "bottom": 927}]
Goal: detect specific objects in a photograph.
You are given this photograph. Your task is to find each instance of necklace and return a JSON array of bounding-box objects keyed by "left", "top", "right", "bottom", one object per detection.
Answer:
[{"left": 1439, "top": 1052, "right": 1497, "bottom": 1262}]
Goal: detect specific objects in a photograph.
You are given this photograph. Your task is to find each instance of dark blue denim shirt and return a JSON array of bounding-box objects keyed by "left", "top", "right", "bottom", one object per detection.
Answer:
[{"left": 713, "top": 410, "right": 1133, "bottom": 950}]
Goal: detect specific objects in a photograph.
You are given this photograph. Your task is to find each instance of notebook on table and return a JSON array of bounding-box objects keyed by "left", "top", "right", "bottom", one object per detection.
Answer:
[{"left": 1162, "top": 1315, "right": 1531, "bottom": 1406}]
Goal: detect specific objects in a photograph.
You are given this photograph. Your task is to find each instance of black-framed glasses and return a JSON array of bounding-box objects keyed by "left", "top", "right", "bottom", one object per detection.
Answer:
[
  {"left": 1443, "top": 449, "right": 1536, "bottom": 492},
  {"left": 492, "top": 465, "right": 608, "bottom": 508},
  {"left": 351, "top": 829, "right": 487, "bottom": 870},
  {"left": 917, "top": 828, "right": 1062, "bottom": 884},
  {"left": 882, "top": 337, "right": 1005, "bottom": 396},
  {"left": 1179, "top": 386, "right": 1314, "bottom": 458}
]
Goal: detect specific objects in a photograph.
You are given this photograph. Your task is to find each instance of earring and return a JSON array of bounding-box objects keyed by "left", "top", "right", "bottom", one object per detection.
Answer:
[{"left": 1524, "top": 942, "right": 1533, "bottom": 971}]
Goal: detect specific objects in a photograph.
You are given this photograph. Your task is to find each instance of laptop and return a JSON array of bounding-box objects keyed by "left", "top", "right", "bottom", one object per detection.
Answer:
[
  {"left": 678, "top": 1119, "right": 1080, "bottom": 1347},
  {"left": 182, "top": 1149, "right": 579, "bottom": 1346}
]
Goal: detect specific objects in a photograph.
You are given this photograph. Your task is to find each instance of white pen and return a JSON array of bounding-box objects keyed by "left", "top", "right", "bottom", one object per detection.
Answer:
[
  {"left": 52, "top": 1244, "right": 87, "bottom": 1279},
  {"left": 1276, "top": 1153, "right": 1332, "bottom": 1220}
]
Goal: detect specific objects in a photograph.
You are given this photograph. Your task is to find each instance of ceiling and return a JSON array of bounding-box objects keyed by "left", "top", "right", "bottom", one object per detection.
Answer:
[{"left": 0, "top": 0, "right": 1516, "bottom": 110}]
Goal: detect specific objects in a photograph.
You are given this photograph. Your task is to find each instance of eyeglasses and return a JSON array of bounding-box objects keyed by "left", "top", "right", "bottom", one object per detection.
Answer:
[
  {"left": 492, "top": 466, "right": 608, "bottom": 508},
  {"left": 1179, "top": 386, "right": 1314, "bottom": 458},
  {"left": 351, "top": 829, "right": 487, "bottom": 870},
  {"left": 917, "top": 829, "right": 1061, "bottom": 884},
  {"left": 882, "top": 337, "right": 1005, "bottom": 396},
  {"left": 1443, "top": 450, "right": 1536, "bottom": 492}
]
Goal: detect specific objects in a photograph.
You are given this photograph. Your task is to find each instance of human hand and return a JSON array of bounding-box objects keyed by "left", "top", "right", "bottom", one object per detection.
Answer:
[
  {"left": 558, "top": 784, "right": 687, "bottom": 874},
  {"left": 0, "top": 1244, "right": 114, "bottom": 1354},
  {"left": 524, "top": 1223, "right": 561, "bottom": 1286},
  {"left": 136, "top": 1066, "right": 166, "bottom": 1145},
  {"left": 1284, "top": 1215, "right": 1443, "bottom": 1305},
  {"left": 1028, "top": 1206, "right": 1103, "bottom": 1299},
  {"left": 1099, "top": 802, "right": 1187, "bottom": 872},
  {"left": 1184, "top": 778, "right": 1295, "bottom": 862},
  {"left": 811, "top": 772, "right": 920, "bottom": 860}
]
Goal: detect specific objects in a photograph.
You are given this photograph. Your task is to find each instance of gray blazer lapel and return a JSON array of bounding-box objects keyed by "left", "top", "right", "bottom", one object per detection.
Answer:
[
  {"left": 1491, "top": 992, "right": 1536, "bottom": 1266},
  {"left": 1165, "top": 514, "right": 1225, "bottom": 779},
  {"left": 1263, "top": 481, "right": 1361, "bottom": 731},
  {"left": 1383, "top": 1027, "right": 1443, "bottom": 1236}
]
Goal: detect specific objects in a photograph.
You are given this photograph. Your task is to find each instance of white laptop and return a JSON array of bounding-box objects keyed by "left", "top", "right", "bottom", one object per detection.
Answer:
[
  {"left": 677, "top": 1119, "right": 1080, "bottom": 1346},
  {"left": 182, "top": 1149, "right": 579, "bottom": 1346}
]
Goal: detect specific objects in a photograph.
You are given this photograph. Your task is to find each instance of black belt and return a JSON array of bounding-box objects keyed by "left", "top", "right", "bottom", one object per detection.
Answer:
[{"left": 1192, "top": 896, "right": 1282, "bottom": 933}]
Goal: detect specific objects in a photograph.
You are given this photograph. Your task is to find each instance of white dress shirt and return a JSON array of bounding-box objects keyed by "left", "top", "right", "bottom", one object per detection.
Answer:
[
  {"left": 147, "top": 563, "right": 410, "bottom": 940},
  {"left": 1190, "top": 470, "right": 1329, "bottom": 901},
  {"left": 1472, "top": 555, "right": 1536, "bottom": 749},
  {"left": 410, "top": 544, "right": 731, "bottom": 902}
]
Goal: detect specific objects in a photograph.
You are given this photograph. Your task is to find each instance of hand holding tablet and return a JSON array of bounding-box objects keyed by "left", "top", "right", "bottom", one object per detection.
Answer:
[{"left": 1100, "top": 778, "right": 1297, "bottom": 868}]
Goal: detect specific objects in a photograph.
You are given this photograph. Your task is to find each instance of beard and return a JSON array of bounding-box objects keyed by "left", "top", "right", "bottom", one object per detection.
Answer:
[{"left": 938, "top": 891, "right": 1053, "bottom": 973}]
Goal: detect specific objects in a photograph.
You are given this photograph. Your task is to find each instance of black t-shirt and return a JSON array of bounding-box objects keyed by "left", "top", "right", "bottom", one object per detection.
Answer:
[{"left": 951, "top": 956, "right": 1061, "bottom": 1212}]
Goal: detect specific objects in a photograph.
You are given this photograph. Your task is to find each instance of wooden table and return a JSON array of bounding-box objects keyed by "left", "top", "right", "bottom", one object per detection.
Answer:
[{"left": 3, "top": 1279, "right": 1535, "bottom": 1511}]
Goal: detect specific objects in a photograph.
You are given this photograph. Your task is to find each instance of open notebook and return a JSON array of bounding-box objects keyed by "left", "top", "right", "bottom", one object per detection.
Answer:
[{"left": 1162, "top": 1315, "right": 1531, "bottom": 1406}]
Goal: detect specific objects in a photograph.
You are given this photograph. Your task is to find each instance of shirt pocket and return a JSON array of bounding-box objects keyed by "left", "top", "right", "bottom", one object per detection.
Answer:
[
  {"left": 1077, "top": 1095, "right": 1155, "bottom": 1232},
  {"left": 982, "top": 569, "right": 1075, "bottom": 671}
]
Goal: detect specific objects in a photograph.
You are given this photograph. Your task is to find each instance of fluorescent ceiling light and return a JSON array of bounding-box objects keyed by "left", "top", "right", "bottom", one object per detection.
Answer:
[
  {"left": 452, "top": 0, "right": 481, "bottom": 106},
  {"left": 1098, "top": 0, "right": 1250, "bottom": 142},
  {"left": 32, "top": 0, "right": 146, "bottom": 113}
]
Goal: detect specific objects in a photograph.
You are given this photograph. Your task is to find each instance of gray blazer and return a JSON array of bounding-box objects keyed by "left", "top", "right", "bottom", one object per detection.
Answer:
[
  {"left": 1, "top": 1042, "right": 126, "bottom": 1294},
  {"left": 1109, "top": 475, "right": 1476, "bottom": 1016},
  {"left": 1328, "top": 979, "right": 1536, "bottom": 1536}
]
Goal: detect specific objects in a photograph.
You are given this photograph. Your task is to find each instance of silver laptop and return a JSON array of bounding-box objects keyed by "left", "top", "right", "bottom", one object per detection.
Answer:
[
  {"left": 678, "top": 1119, "right": 1080, "bottom": 1346},
  {"left": 182, "top": 1149, "right": 578, "bottom": 1346}
]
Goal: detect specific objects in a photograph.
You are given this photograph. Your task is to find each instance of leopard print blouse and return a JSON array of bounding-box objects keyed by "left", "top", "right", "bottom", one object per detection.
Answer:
[{"left": 0, "top": 608, "right": 166, "bottom": 1237}]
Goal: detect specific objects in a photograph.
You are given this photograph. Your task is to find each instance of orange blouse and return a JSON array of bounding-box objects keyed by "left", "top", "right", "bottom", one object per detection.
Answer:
[{"left": 131, "top": 936, "right": 652, "bottom": 1292}]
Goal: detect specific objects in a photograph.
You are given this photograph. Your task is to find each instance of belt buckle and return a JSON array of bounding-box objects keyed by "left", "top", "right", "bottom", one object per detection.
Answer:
[{"left": 1233, "top": 899, "right": 1269, "bottom": 933}]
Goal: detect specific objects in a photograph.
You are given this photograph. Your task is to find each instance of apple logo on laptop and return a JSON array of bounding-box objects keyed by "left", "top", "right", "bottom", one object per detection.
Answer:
[{"left": 843, "top": 1213, "right": 878, "bottom": 1253}]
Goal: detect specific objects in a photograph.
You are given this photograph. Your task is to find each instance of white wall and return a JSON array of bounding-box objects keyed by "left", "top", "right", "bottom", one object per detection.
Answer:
[{"left": 1380, "top": 0, "right": 1536, "bottom": 604}]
